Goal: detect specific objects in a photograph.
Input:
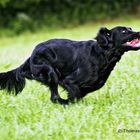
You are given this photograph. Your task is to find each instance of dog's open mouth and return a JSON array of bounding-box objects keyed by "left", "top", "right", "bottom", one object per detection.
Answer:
[{"left": 125, "top": 38, "right": 140, "bottom": 47}]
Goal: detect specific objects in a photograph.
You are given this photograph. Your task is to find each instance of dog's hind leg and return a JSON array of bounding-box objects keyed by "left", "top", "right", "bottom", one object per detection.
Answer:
[
  {"left": 32, "top": 64, "right": 68, "bottom": 104},
  {"left": 49, "top": 85, "right": 68, "bottom": 105},
  {"left": 48, "top": 69, "right": 68, "bottom": 104}
]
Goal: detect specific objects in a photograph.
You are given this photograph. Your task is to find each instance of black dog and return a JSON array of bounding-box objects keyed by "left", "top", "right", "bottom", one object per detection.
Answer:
[{"left": 0, "top": 26, "right": 140, "bottom": 105}]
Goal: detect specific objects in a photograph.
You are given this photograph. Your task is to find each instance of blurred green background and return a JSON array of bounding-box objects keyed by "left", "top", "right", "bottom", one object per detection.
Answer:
[{"left": 0, "top": 0, "right": 140, "bottom": 35}]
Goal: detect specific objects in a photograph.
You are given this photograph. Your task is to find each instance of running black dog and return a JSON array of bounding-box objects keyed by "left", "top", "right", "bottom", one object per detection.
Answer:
[{"left": 0, "top": 26, "right": 140, "bottom": 104}]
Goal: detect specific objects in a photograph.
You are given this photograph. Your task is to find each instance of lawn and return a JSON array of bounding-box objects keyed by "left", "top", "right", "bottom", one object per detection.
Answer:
[{"left": 0, "top": 18, "right": 140, "bottom": 140}]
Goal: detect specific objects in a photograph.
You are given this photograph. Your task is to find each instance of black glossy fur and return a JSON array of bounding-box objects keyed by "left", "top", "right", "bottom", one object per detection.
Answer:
[{"left": 0, "top": 26, "right": 140, "bottom": 104}]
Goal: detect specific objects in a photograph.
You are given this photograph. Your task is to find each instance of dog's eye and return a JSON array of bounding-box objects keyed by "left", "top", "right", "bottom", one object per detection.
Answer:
[
  {"left": 122, "top": 30, "right": 127, "bottom": 33},
  {"left": 107, "top": 33, "right": 110, "bottom": 36}
]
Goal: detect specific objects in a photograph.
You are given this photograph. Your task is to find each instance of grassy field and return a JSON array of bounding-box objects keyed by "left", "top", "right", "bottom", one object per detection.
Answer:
[{"left": 0, "top": 18, "right": 140, "bottom": 140}]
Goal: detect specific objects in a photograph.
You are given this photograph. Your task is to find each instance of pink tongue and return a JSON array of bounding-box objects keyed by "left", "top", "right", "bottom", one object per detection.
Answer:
[{"left": 130, "top": 39, "right": 140, "bottom": 45}]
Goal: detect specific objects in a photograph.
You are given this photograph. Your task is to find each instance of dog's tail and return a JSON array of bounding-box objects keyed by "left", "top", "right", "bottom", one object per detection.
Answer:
[{"left": 0, "top": 58, "right": 32, "bottom": 95}]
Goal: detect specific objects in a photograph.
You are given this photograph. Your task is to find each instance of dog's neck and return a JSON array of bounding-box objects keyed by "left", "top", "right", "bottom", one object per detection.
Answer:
[
  {"left": 105, "top": 47, "right": 125, "bottom": 64},
  {"left": 99, "top": 46, "right": 125, "bottom": 82}
]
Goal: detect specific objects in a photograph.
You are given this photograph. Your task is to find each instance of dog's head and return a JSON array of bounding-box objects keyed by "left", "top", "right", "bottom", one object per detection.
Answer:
[{"left": 96, "top": 26, "right": 140, "bottom": 51}]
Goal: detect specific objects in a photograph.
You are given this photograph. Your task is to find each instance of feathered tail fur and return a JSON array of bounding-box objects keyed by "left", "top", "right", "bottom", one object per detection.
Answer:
[{"left": 0, "top": 58, "right": 32, "bottom": 95}]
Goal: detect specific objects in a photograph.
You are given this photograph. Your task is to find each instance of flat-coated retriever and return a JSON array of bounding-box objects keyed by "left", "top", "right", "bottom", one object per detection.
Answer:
[{"left": 0, "top": 26, "right": 140, "bottom": 105}]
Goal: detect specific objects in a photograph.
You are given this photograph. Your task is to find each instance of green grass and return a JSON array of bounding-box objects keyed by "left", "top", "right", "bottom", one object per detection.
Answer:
[{"left": 0, "top": 18, "right": 140, "bottom": 140}]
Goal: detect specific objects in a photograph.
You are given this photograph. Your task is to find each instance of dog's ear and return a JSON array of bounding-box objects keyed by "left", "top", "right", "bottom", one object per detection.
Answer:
[{"left": 95, "top": 27, "right": 111, "bottom": 48}]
